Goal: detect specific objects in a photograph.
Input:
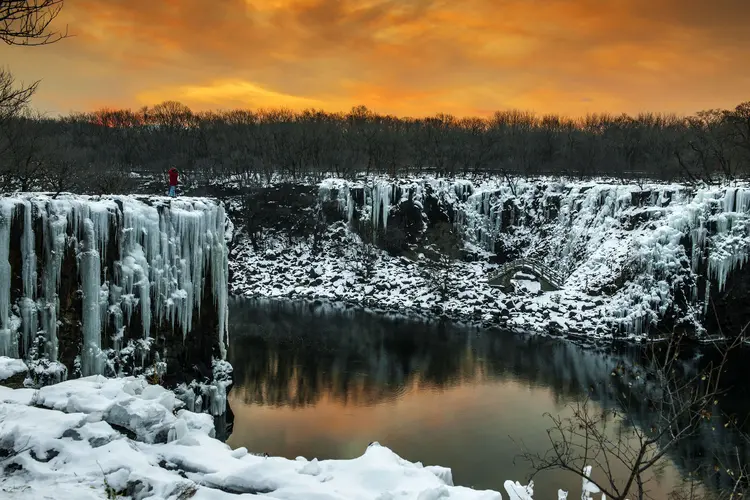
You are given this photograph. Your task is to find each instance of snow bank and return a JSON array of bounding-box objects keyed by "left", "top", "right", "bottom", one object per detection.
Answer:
[{"left": 0, "top": 377, "right": 511, "bottom": 499}]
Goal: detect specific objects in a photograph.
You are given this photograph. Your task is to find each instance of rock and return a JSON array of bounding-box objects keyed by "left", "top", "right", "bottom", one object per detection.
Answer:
[{"left": 0, "top": 372, "right": 26, "bottom": 389}]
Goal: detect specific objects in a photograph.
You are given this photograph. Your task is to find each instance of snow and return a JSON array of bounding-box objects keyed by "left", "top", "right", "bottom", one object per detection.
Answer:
[
  {"left": 0, "top": 376, "right": 614, "bottom": 499},
  {"left": 0, "top": 377, "right": 510, "bottom": 500},
  {"left": 235, "top": 178, "right": 750, "bottom": 340},
  {"left": 0, "top": 194, "right": 229, "bottom": 372},
  {"left": 0, "top": 356, "right": 27, "bottom": 381}
]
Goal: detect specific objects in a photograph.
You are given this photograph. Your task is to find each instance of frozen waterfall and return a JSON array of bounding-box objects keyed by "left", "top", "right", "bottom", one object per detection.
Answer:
[
  {"left": 0, "top": 194, "right": 229, "bottom": 376},
  {"left": 318, "top": 177, "right": 750, "bottom": 336}
]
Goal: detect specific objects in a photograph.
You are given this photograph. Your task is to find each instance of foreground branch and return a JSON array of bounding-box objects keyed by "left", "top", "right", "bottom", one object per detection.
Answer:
[{"left": 0, "top": 0, "right": 66, "bottom": 46}]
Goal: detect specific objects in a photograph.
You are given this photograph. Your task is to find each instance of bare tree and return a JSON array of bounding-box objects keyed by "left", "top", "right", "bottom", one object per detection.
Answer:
[
  {"left": 0, "top": 67, "right": 36, "bottom": 123},
  {"left": 0, "top": 109, "right": 46, "bottom": 190},
  {"left": 2, "top": 93, "right": 749, "bottom": 188},
  {"left": 517, "top": 325, "right": 748, "bottom": 500},
  {"left": 0, "top": 0, "right": 67, "bottom": 151}
]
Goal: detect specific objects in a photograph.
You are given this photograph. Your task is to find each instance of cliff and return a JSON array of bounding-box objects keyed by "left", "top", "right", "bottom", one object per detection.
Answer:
[
  {"left": 230, "top": 177, "right": 750, "bottom": 338},
  {"left": 0, "top": 194, "right": 229, "bottom": 388}
]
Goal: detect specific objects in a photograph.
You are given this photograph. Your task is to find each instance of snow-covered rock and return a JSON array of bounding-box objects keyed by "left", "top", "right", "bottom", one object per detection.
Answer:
[{"left": 0, "top": 356, "right": 26, "bottom": 381}]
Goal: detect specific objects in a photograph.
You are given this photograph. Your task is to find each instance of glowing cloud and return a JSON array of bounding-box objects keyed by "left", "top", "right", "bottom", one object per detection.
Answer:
[{"left": 0, "top": 0, "right": 747, "bottom": 116}]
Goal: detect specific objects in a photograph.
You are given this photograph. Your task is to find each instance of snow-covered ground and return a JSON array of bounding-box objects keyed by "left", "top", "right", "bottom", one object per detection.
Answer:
[
  {"left": 0, "top": 375, "right": 593, "bottom": 499},
  {"left": 229, "top": 177, "right": 750, "bottom": 340}
]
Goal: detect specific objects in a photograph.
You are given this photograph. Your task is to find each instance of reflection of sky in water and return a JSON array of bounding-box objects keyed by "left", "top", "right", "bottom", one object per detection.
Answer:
[{"left": 225, "top": 298, "right": 702, "bottom": 499}]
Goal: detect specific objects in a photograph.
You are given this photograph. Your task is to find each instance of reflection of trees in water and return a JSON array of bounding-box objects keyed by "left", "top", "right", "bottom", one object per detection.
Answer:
[
  {"left": 228, "top": 297, "right": 750, "bottom": 495},
  {"left": 228, "top": 297, "right": 624, "bottom": 408}
]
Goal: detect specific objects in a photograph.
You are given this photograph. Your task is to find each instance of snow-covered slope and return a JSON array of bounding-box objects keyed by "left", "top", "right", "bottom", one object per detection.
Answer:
[
  {"left": 0, "top": 194, "right": 229, "bottom": 385},
  {"left": 230, "top": 177, "right": 750, "bottom": 339}
]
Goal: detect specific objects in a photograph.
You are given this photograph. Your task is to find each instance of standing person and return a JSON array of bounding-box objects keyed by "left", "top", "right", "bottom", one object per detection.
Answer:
[{"left": 168, "top": 167, "right": 179, "bottom": 197}]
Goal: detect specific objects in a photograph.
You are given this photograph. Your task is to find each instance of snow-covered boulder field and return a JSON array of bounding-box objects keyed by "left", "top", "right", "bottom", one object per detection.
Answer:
[
  {"left": 229, "top": 177, "right": 750, "bottom": 340},
  {"left": 0, "top": 194, "right": 229, "bottom": 389},
  {"left": 0, "top": 376, "right": 522, "bottom": 499}
]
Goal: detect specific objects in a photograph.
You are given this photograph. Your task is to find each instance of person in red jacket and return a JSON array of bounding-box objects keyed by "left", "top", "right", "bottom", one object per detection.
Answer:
[{"left": 168, "top": 167, "right": 179, "bottom": 197}]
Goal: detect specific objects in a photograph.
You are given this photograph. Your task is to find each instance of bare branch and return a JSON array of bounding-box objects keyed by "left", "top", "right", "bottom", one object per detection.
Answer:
[
  {"left": 0, "top": 67, "right": 37, "bottom": 124},
  {"left": 0, "top": 0, "right": 67, "bottom": 46}
]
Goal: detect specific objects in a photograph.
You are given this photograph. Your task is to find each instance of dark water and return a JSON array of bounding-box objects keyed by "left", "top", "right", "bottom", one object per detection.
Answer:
[{"left": 225, "top": 297, "right": 749, "bottom": 499}]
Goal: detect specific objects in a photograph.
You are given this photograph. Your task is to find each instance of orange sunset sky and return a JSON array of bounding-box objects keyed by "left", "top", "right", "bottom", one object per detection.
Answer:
[{"left": 2, "top": 0, "right": 749, "bottom": 118}]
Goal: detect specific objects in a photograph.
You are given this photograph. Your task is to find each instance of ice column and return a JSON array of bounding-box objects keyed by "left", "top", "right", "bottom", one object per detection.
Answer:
[
  {"left": 372, "top": 181, "right": 392, "bottom": 231},
  {"left": 211, "top": 204, "right": 229, "bottom": 359},
  {"left": 41, "top": 207, "right": 68, "bottom": 361},
  {"left": 0, "top": 201, "right": 15, "bottom": 357},
  {"left": 20, "top": 200, "right": 37, "bottom": 355},
  {"left": 80, "top": 218, "right": 103, "bottom": 376}
]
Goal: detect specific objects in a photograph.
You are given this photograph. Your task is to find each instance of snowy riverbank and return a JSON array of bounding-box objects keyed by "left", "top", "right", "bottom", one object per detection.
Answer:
[{"left": 0, "top": 373, "right": 569, "bottom": 499}]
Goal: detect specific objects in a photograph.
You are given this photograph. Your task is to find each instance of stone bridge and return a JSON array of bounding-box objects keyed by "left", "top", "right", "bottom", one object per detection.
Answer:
[{"left": 486, "top": 258, "right": 568, "bottom": 292}]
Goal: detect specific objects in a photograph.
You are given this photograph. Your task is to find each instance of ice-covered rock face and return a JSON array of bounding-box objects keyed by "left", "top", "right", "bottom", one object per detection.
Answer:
[
  {"left": 0, "top": 194, "right": 229, "bottom": 377},
  {"left": 319, "top": 178, "right": 750, "bottom": 336}
]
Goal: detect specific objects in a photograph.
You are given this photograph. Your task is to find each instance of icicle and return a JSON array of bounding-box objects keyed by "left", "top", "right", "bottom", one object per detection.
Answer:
[
  {"left": 210, "top": 204, "right": 229, "bottom": 359},
  {"left": 737, "top": 188, "right": 750, "bottom": 213},
  {"left": 346, "top": 189, "right": 355, "bottom": 226},
  {"left": 109, "top": 285, "right": 124, "bottom": 353},
  {"left": 703, "top": 280, "right": 711, "bottom": 316},
  {"left": 371, "top": 181, "right": 393, "bottom": 230},
  {"left": 0, "top": 200, "right": 16, "bottom": 357},
  {"left": 724, "top": 187, "right": 735, "bottom": 213},
  {"left": 0, "top": 194, "right": 229, "bottom": 368},
  {"left": 40, "top": 205, "right": 68, "bottom": 362},
  {"left": 20, "top": 200, "right": 37, "bottom": 355}
]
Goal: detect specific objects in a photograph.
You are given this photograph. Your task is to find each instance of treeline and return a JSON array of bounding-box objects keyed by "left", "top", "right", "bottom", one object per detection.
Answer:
[{"left": 0, "top": 100, "right": 749, "bottom": 194}]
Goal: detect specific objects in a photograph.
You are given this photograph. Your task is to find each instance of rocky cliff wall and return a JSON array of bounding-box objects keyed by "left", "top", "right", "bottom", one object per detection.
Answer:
[
  {"left": 231, "top": 177, "right": 750, "bottom": 338},
  {"left": 0, "top": 194, "right": 229, "bottom": 386}
]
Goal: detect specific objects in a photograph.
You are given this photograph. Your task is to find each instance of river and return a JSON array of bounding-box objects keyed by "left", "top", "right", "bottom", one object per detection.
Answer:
[{"left": 224, "top": 297, "right": 748, "bottom": 498}]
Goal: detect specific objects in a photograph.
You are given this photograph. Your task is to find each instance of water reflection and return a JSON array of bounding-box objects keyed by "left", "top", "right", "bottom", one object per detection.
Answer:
[
  {"left": 226, "top": 297, "right": 748, "bottom": 498},
  {"left": 229, "top": 298, "right": 621, "bottom": 408}
]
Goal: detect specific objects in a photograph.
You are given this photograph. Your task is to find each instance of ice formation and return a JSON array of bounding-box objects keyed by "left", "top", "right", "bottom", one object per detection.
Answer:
[
  {"left": 0, "top": 194, "right": 229, "bottom": 375},
  {"left": 318, "top": 178, "right": 750, "bottom": 336},
  {"left": 0, "top": 200, "right": 14, "bottom": 357}
]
